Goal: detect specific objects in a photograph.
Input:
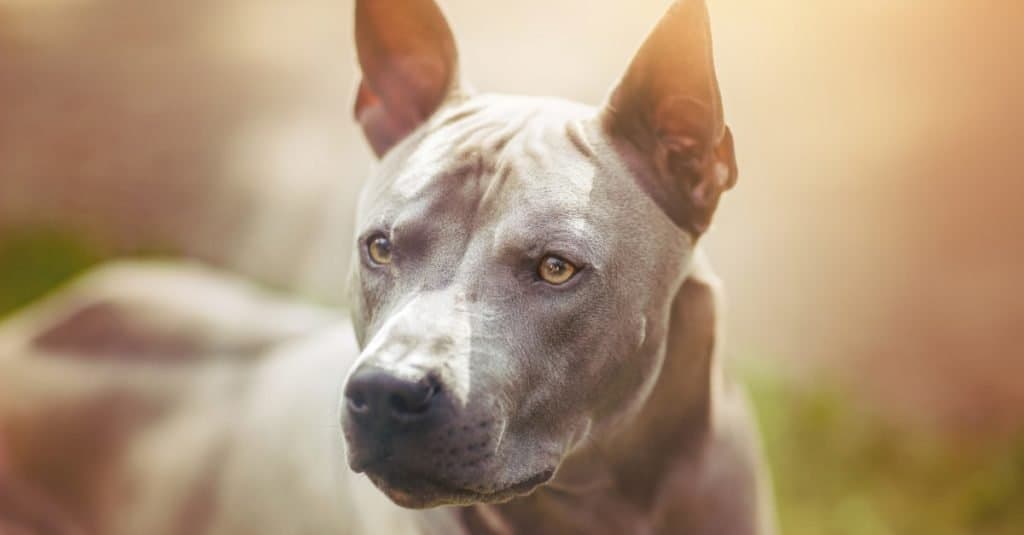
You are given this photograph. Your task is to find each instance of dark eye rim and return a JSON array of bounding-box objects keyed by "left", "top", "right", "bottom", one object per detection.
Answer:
[
  {"left": 535, "top": 253, "right": 584, "bottom": 286},
  {"left": 362, "top": 231, "right": 393, "bottom": 267}
]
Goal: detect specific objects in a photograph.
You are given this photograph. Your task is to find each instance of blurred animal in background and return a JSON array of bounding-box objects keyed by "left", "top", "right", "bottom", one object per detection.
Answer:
[{"left": 0, "top": 0, "right": 775, "bottom": 533}]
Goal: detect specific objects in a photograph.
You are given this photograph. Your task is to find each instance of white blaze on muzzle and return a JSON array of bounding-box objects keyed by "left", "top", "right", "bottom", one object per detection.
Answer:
[{"left": 347, "top": 290, "right": 474, "bottom": 407}]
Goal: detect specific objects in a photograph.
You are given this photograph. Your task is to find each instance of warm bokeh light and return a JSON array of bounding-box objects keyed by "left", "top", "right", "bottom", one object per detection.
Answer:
[{"left": 2, "top": 1, "right": 1022, "bottom": 533}]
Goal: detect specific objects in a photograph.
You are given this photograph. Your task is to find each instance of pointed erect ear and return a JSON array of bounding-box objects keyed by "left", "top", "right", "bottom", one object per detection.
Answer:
[
  {"left": 354, "top": 0, "right": 462, "bottom": 157},
  {"left": 603, "top": 0, "right": 737, "bottom": 236}
]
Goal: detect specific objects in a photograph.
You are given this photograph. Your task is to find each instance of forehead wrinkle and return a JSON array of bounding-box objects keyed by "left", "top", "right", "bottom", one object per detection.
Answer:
[
  {"left": 373, "top": 95, "right": 603, "bottom": 273},
  {"left": 449, "top": 112, "right": 528, "bottom": 156},
  {"left": 386, "top": 116, "right": 499, "bottom": 202},
  {"left": 464, "top": 116, "right": 604, "bottom": 266},
  {"left": 476, "top": 159, "right": 514, "bottom": 221},
  {"left": 432, "top": 113, "right": 554, "bottom": 230},
  {"left": 565, "top": 119, "right": 595, "bottom": 159},
  {"left": 404, "top": 94, "right": 598, "bottom": 204},
  {"left": 389, "top": 105, "right": 536, "bottom": 209},
  {"left": 437, "top": 99, "right": 539, "bottom": 159},
  {"left": 468, "top": 127, "right": 571, "bottom": 232}
]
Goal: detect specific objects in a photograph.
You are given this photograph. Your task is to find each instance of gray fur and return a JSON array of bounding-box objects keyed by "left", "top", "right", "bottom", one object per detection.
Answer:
[{"left": 0, "top": 1, "right": 776, "bottom": 533}]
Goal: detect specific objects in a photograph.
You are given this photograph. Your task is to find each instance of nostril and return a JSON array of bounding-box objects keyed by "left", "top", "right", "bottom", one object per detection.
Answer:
[
  {"left": 389, "top": 381, "right": 441, "bottom": 417},
  {"left": 347, "top": 390, "right": 370, "bottom": 414},
  {"left": 344, "top": 366, "right": 442, "bottom": 425}
]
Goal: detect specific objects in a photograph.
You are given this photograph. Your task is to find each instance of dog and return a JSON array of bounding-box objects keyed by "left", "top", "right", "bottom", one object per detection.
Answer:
[{"left": 0, "top": 0, "right": 776, "bottom": 533}]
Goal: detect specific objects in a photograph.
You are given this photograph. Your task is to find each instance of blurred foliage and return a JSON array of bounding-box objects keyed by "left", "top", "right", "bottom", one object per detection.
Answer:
[
  {"left": 746, "top": 365, "right": 1024, "bottom": 535},
  {"left": 0, "top": 228, "right": 104, "bottom": 318},
  {"left": 0, "top": 229, "right": 1021, "bottom": 533}
]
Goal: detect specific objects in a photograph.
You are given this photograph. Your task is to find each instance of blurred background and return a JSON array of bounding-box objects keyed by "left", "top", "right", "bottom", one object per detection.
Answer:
[{"left": 1, "top": 0, "right": 1022, "bottom": 532}]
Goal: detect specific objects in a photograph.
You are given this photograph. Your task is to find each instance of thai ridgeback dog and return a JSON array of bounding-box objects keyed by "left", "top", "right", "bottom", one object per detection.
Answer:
[{"left": 0, "top": 0, "right": 776, "bottom": 533}]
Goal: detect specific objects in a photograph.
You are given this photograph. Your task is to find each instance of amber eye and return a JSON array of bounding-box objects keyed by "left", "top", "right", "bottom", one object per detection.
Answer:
[
  {"left": 367, "top": 234, "right": 393, "bottom": 265},
  {"left": 537, "top": 255, "right": 577, "bottom": 285}
]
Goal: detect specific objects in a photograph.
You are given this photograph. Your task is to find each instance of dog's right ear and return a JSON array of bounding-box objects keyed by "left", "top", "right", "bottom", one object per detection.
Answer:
[
  {"left": 601, "top": 0, "right": 736, "bottom": 237},
  {"left": 354, "top": 0, "right": 463, "bottom": 157}
]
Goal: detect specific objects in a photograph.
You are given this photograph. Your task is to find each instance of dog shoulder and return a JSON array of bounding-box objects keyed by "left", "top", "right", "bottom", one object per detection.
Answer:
[
  {"left": 0, "top": 260, "right": 338, "bottom": 363},
  {"left": 0, "top": 261, "right": 351, "bottom": 534}
]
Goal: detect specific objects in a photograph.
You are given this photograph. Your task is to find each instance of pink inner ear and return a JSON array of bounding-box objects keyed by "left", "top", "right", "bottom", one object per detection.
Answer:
[
  {"left": 354, "top": 0, "right": 461, "bottom": 157},
  {"left": 653, "top": 94, "right": 718, "bottom": 154},
  {"left": 355, "top": 81, "right": 408, "bottom": 158},
  {"left": 355, "top": 52, "right": 457, "bottom": 157}
]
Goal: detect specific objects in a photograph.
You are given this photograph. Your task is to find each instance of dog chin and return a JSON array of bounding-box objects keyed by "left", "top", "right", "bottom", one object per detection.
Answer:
[{"left": 367, "top": 468, "right": 556, "bottom": 509}]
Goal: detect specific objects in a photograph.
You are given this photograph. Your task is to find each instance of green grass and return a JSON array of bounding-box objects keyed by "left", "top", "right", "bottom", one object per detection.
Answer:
[
  {"left": 1, "top": 228, "right": 1021, "bottom": 533},
  {"left": 0, "top": 229, "right": 104, "bottom": 317},
  {"left": 746, "top": 365, "right": 1024, "bottom": 535}
]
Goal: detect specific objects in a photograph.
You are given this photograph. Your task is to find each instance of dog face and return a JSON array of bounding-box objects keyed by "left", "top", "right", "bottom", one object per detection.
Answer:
[{"left": 340, "top": 0, "right": 736, "bottom": 508}]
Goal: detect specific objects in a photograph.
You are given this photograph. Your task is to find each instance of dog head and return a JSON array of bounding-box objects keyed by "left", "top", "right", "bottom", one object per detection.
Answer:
[{"left": 340, "top": 0, "right": 736, "bottom": 508}]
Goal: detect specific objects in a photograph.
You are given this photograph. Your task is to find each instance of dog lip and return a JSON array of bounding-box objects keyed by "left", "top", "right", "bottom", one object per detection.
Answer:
[
  {"left": 348, "top": 450, "right": 392, "bottom": 474},
  {"left": 505, "top": 468, "right": 556, "bottom": 494},
  {"left": 365, "top": 464, "right": 556, "bottom": 506}
]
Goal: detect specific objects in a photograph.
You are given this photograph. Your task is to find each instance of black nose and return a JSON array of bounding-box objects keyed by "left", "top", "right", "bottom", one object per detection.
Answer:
[{"left": 344, "top": 366, "right": 442, "bottom": 427}]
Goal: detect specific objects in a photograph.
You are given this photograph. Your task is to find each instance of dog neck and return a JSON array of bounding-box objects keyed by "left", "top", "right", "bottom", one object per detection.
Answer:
[{"left": 455, "top": 253, "right": 722, "bottom": 533}]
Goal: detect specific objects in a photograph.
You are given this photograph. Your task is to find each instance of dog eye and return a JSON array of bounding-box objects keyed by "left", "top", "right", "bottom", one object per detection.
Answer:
[
  {"left": 367, "top": 234, "right": 393, "bottom": 265},
  {"left": 537, "top": 255, "right": 577, "bottom": 285}
]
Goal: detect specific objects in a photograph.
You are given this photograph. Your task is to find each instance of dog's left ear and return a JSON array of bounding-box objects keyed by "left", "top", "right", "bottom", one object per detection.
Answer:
[
  {"left": 602, "top": 0, "right": 737, "bottom": 236},
  {"left": 354, "top": 0, "right": 463, "bottom": 157}
]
